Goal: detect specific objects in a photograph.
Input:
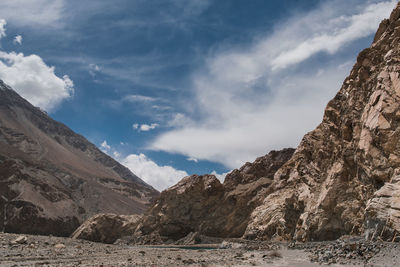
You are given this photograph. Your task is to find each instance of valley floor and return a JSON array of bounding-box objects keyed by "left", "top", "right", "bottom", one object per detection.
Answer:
[{"left": 0, "top": 233, "right": 399, "bottom": 266}]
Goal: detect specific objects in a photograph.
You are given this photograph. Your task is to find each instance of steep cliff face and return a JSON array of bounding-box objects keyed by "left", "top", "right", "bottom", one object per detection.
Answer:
[
  {"left": 134, "top": 149, "right": 294, "bottom": 242},
  {"left": 244, "top": 2, "right": 400, "bottom": 242},
  {"left": 0, "top": 82, "right": 159, "bottom": 236}
]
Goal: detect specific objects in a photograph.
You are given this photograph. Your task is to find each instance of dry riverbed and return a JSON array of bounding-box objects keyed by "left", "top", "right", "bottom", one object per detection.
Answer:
[{"left": 0, "top": 233, "right": 399, "bottom": 266}]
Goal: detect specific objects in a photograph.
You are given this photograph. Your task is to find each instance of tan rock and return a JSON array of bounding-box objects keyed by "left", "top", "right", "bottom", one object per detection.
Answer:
[{"left": 71, "top": 213, "right": 141, "bottom": 244}]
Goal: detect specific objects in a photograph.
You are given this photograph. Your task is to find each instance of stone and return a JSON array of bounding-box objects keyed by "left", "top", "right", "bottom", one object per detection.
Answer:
[
  {"left": 11, "top": 236, "right": 27, "bottom": 245},
  {"left": 54, "top": 243, "right": 66, "bottom": 249},
  {"left": 71, "top": 213, "right": 141, "bottom": 244}
]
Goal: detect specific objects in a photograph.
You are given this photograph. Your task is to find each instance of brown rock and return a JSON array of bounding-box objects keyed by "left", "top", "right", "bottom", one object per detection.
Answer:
[
  {"left": 11, "top": 235, "right": 27, "bottom": 244},
  {"left": 134, "top": 149, "right": 294, "bottom": 241},
  {"left": 71, "top": 213, "right": 141, "bottom": 244},
  {"left": 244, "top": 2, "right": 400, "bottom": 241}
]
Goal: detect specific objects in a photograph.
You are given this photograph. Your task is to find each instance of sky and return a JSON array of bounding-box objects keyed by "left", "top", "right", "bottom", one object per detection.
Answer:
[{"left": 0, "top": 0, "right": 397, "bottom": 191}]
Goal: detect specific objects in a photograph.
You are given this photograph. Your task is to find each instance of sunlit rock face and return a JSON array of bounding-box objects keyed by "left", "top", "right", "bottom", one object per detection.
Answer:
[
  {"left": 0, "top": 81, "right": 159, "bottom": 236},
  {"left": 245, "top": 2, "right": 400, "bottom": 242}
]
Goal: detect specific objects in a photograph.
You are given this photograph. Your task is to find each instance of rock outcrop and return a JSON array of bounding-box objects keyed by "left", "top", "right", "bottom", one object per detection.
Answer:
[
  {"left": 71, "top": 213, "right": 141, "bottom": 243},
  {"left": 0, "top": 82, "right": 159, "bottom": 236},
  {"left": 244, "top": 2, "right": 400, "bottom": 241},
  {"left": 134, "top": 3, "right": 400, "bottom": 243},
  {"left": 134, "top": 149, "right": 295, "bottom": 242}
]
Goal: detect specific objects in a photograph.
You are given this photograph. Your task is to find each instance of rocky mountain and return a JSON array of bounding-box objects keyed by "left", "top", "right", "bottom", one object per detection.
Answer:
[
  {"left": 126, "top": 2, "right": 400, "bottom": 243},
  {"left": 0, "top": 81, "right": 159, "bottom": 236},
  {"left": 133, "top": 148, "right": 295, "bottom": 243}
]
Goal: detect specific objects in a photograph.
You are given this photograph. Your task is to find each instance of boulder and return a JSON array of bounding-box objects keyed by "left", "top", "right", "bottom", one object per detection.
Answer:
[{"left": 71, "top": 213, "right": 141, "bottom": 244}]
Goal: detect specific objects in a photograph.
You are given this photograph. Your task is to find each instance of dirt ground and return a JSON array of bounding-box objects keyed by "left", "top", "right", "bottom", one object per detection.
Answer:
[{"left": 0, "top": 233, "right": 399, "bottom": 266}]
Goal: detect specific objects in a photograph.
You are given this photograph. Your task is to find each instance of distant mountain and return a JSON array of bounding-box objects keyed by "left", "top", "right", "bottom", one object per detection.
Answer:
[{"left": 0, "top": 80, "right": 159, "bottom": 236}]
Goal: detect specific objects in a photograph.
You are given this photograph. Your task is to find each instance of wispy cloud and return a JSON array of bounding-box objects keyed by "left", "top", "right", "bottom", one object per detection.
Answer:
[
  {"left": 124, "top": 94, "right": 158, "bottom": 103},
  {"left": 271, "top": 0, "right": 397, "bottom": 69},
  {"left": 0, "top": 19, "right": 6, "bottom": 40},
  {"left": 0, "top": 0, "right": 65, "bottom": 27},
  {"left": 150, "top": 0, "right": 397, "bottom": 168}
]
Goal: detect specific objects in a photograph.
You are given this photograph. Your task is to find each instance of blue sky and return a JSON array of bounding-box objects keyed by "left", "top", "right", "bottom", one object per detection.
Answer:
[{"left": 0, "top": 0, "right": 397, "bottom": 190}]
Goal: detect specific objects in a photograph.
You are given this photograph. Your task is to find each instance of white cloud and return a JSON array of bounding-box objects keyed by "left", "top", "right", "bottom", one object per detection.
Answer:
[
  {"left": 100, "top": 140, "right": 111, "bottom": 152},
  {"left": 271, "top": 0, "right": 397, "bottom": 69},
  {"left": 88, "top": 63, "right": 101, "bottom": 76},
  {"left": 0, "top": 0, "right": 65, "bottom": 27},
  {"left": 124, "top": 94, "right": 158, "bottom": 103},
  {"left": 133, "top": 123, "right": 159, "bottom": 132},
  {"left": 211, "top": 170, "right": 230, "bottom": 183},
  {"left": 187, "top": 157, "right": 198, "bottom": 163},
  {"left": 122, "top": 153, "right": 188, "bottom": 191},
  {"left": 0, "top": 51, "right": 74, "bottom": 111},
  {"left": 13, "top": 35, "right": 22, "bottom": 45},
  {"left": 140, "top": 123, "right": 159, "bottom": 131},
  {"left": 98, "top": 140, "right": 188, "bottom": 190},
  {"left": 0, "top": 19, "right": 6, "bottom": 40},
  {"left": 150, "top": 0, "right": 396, "bottom": 169}
]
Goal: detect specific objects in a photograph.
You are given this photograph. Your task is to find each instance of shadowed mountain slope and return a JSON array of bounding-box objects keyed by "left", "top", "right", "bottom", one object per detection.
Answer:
[{"left": 0, "top": 81, "right": 159, "bottom": 236}]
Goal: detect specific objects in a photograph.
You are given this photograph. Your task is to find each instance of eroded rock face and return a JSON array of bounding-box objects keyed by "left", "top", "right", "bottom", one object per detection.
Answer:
[
  {"left": 365, "top": 174, "right": 400, "bottom": 242},
  {"left": 0, "top": 82, "right": 159, "bottom": 236},
  {"left": 135, "top": 149, "right": 294, "bottom": 241},
  {"left": 244, "top": 2, "right": 400, "bottom": 242},
  {"left": 71, "top": 213, "right": 141, "bottom": 244}
]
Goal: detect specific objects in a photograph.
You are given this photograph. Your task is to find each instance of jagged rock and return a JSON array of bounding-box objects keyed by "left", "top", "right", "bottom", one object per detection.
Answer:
[
  {"left": 134, "top": 149, "right": 294, "bottom": 241},
  {"left": 244, "top": 2, "right": 400, "bottom": 241},
  {"left": 365, "top": 175, "right": 400, "bottom": 242},
  {"left": 71, "top": 213, "right": 141, "bottom": 244},
  {"left": 0, "top": 81, "right": 159, "bottom": 237},
  {"left": 136, "top": 174, "right": 224, "bottom": 241}
]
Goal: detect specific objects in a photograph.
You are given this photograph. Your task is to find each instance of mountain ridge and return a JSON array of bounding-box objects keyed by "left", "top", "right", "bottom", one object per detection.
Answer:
[{"left": 0, "top": 80, "right": 159, "bottom": 236}]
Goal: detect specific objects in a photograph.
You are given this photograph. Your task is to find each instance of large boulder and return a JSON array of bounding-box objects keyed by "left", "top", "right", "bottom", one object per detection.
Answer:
[{"left": 71, "top": 213, "right": 141, "bottom": 244}]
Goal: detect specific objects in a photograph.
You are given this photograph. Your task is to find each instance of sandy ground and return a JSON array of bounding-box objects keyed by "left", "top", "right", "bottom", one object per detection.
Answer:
[{"left": 0, "top": 233, "right": 399, "bottom": 266}]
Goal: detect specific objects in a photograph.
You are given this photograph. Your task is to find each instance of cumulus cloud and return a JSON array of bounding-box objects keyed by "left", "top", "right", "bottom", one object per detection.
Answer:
[
  {"left": 0, "top": 0, "right": 65, "bottom": 27},
  {"left": 122, "top": 153, "right": 188, "bottom": 191},
  {"left": 13, "top": 35, "right": 22, "bottom": 45},
  {"left": 0, "top": 51, "right": 74, "bottom": 111},
  {"left": 150, "top": 0, "right": 396, "bottom": 169},
  {"left": 133, "top": 123, "right": 159, "bottom": 132}
]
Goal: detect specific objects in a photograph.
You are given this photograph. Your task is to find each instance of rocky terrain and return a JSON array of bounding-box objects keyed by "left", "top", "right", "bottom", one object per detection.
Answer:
[
  {"left": 133, "top": 148, "right": 294, "bottom": 243},
  {"left": 1, "top": 232, "right": 400, "bottom": 266},
  {"left": 111, "top": 2, "right": 400, "bottom": 244},
  {"left": 0, "top": 81, "right": 159, "bottom": 236}
]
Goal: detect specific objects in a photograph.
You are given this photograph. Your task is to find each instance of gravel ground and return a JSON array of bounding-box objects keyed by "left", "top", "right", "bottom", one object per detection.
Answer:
[{"left": 0, "top": 233, "right": 399, "bottom": 266}]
